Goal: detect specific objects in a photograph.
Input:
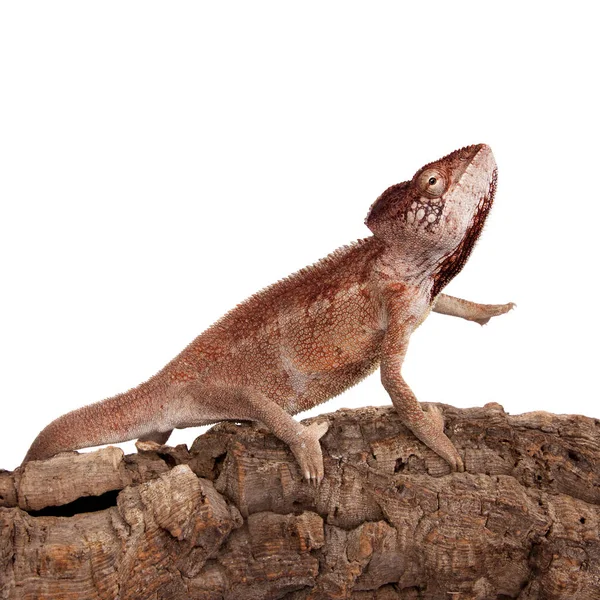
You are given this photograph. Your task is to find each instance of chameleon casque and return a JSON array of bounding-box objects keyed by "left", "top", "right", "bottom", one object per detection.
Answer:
[{"left": 23, "top": 144, "right": 514, "bottom": 483}]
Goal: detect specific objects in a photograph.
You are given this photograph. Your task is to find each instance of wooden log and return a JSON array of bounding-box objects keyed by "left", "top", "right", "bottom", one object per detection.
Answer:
[{"left": 1, "top": 403, "right": 600, "bottom": 599}]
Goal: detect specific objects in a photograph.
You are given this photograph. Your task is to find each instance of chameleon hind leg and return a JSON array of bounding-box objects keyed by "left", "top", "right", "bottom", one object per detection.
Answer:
[{"left": 172, "top": 382, "right": 329, "bottom": 485}]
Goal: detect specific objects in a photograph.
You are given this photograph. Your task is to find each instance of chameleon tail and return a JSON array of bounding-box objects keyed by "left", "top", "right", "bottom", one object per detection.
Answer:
[{"left": 22, "top": 382, "right": 168, "bottom": 464}]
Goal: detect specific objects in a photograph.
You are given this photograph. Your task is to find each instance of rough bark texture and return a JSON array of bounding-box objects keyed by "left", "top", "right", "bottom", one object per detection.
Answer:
[{"left": 2, "top": 403, "right": 600, "bottom": 599}]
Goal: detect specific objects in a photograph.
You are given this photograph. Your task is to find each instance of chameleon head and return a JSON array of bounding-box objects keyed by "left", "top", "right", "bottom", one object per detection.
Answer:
[{"left": 365, "top": 144, "right": 497, "bottom": 286}]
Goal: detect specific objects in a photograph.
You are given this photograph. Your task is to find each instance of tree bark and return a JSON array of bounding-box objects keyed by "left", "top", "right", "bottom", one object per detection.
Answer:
[{"left": 2, "top": 403, "right": 600, "bottom": 599}]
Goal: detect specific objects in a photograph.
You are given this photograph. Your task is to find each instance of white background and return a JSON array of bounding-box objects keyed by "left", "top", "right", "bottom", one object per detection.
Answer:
[{"left": 1, "top": 3, "right": 598, "bottom": 470}]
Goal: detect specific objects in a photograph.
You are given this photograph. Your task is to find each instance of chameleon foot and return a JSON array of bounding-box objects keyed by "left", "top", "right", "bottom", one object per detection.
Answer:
[
  {"left": 473, "top": 302, "right": 516, "bottom": 326},
  {"left": 423, "top": 404, "right": 464, "bottom": 472},
  {"left": 290, "top": 420, "right": 329, "bottom": 486}
]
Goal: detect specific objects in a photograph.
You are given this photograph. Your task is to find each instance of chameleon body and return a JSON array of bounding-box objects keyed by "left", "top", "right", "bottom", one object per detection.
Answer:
[{"left": 24, "top": 144, "right": 513, "bottom": 482}]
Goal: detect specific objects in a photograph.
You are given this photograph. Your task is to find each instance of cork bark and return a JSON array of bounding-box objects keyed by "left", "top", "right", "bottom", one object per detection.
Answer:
[{"left": 2, "top": 403, "right": 600, "bottom": 599}]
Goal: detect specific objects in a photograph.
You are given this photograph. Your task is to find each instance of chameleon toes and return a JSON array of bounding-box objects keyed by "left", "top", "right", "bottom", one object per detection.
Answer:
[{"left": 291, "top": 421, "right": 328, "bottom": 484}]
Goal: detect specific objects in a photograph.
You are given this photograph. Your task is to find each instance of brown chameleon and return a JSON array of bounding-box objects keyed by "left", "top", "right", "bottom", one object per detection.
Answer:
[{"left": 23, "top": 144, "right": 514, "bottom": 483}]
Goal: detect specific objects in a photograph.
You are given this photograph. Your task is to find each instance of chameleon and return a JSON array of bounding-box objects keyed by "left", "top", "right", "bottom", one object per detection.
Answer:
[{"left": 23, "top": 144, "right": 514, "bottom": 483}]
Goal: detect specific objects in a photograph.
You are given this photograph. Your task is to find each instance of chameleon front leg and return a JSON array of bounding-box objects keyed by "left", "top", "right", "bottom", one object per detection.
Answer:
[
  {"left": 381, "top": 354, "right": 464, "bottom": 471},
  {"left": 433, "top": 293, "right": 515, "bottom": 325},
  {"left": 381, "top": 295, "right": 464, "bottom": 472},
  {"left": 174, "top": 382, "right": 329, "bottom": 485}
]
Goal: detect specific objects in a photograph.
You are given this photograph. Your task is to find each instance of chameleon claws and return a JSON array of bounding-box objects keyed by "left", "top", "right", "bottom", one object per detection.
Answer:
[
  {"left": 451, "top": 453, "right": 465, "bottom": 473},
  {"left": 434, "top": 438, "right": 464, "bottom": 473}
]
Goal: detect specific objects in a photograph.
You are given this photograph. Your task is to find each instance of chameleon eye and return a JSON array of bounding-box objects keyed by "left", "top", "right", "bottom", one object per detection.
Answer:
[{"left": 418, "top": 169, "right": 446, "bottom": 198}]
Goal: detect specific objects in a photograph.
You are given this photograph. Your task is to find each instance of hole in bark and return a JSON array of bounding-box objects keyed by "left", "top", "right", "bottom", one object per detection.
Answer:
[
  {"left": 160, "top": 453, "right": 177, "bottom": 468},
  {"left": 568, "top": 450, "right": 581, "bottom": 462},
  {"left": 213, "top": 452, "right": 227, "bottom": 479},
  {"left": 536, "top": 475, "right": 543, "bottom": 481},
  {"left": 580, "top": 517, "right": 586, "bottom": 524},
  {"left": 394, "top": 458, "right": 406, "bottom": 473},
  {"left": 27, "top": 489, "right": 119, "bottom": 517}
]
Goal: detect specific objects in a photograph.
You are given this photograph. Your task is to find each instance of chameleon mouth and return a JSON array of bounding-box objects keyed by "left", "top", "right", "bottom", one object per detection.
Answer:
[{"left": 477, "top": 166, "right": 497, "bottom": 218}]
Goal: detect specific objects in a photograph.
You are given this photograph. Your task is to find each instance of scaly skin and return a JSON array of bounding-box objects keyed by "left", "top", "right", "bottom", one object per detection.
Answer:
[{"left": 23, "top": 144, "right": 514, "bottom": 483}]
